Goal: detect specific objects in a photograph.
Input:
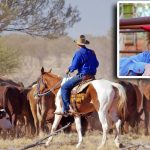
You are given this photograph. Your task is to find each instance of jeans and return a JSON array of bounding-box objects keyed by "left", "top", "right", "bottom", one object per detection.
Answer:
[{"left": 61, "top": 74, "right": 84, "bottom": 112}]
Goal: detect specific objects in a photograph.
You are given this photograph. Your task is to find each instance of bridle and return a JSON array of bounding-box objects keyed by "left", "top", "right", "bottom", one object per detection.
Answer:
[{"left": 36, "top": 76, "right": 62, "bottom": 97}]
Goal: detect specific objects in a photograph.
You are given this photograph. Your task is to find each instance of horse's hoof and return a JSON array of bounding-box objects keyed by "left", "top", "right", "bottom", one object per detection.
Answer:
[
  {"left": 144, "top": 130, "right": 149, "bottom": 136},
  {"left": 119, "top": 143, "right": 125, "bottom": 148},
  {"left": 45, "top": 141, "right": 50, "bottom": 148},
  {"left": 97, "top": 144, "right": 103, "bottom": 150},
  {"left": 76, "top": 142, "right": 81, "bottom": 149},
  {"left": 39, "top": 132, "right": 45, "bottom": 137}
]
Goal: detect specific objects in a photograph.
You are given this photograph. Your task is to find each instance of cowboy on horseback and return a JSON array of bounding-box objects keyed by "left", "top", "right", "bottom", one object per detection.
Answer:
[{"left": 59, "top": 35, "right": 99, "bottom": 115}]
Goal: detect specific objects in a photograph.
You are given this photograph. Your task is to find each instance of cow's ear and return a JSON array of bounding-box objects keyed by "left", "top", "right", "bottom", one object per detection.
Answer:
[
  {"left": 48, "top": 68, "right": 52, "bottom": 73},
  {"left": 41, "top": 67, "right": 45, "bottom": 75}
]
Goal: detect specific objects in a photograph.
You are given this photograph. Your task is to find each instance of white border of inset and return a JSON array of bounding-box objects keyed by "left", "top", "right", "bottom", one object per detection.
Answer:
[{"left": 117, "top": 1, "right": 150, "bottom": 79}]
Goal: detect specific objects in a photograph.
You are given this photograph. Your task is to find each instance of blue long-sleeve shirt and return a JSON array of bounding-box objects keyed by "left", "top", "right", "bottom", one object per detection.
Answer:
[
  {"left": 68, "top": 47, "right": 99, "bottom": 75},
  {"left": 119, "top": 51, "right": 150, "bottom": 76}
]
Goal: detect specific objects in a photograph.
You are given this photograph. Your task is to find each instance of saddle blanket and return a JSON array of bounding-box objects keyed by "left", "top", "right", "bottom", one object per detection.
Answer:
[
  {"left": 71, "top": 80, "right": 92, "bottom": 94},
  {"left": 70, "top": 93, "right": 86, "bottom": 103},
  {"left": 70, "top": 80, "right": 93, "bottom": 103}
]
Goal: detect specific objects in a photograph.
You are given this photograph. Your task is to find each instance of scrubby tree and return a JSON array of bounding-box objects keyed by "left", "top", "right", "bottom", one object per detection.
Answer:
[
  {"left": 0, "top": 0, "right": 81, "bottom": 38},
  {"left": 0, "top": 40, "right": 20, "bottom": 75}
]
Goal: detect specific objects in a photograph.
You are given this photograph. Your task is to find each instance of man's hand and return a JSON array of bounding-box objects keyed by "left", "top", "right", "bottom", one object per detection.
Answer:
[
  {"left": 66, "top": 70, "right": 70, "bottom": 76},
  {"left": 66, "top": 70, "right": 70, "bottom": 75},
  {"left": 143, "top": 64, "right": 150, "bottom": 76}
]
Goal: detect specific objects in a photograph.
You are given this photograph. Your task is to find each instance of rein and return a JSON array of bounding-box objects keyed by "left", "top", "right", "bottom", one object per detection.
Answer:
[{"left": 37, "top": 79, "right": 62, "bottom": 97}]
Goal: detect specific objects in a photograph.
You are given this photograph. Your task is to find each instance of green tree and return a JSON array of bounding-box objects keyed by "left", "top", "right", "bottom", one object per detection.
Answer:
[
  {"left": 0, "top": 0, "right": 81, "bottom": 38},
  {"left": 119, "top": 3, "right": 135, "bottom": 18},
  {"left": 0, "top": 39, "right": 20, "bottom": 75}
]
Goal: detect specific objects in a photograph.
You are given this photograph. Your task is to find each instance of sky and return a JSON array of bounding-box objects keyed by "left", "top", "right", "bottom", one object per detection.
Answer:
[
  {"left": 66, "top": 0, "right": 150, "bottom": 38},
  {"left": 66, "top": 0, "right": 118, "bottom": 38}
]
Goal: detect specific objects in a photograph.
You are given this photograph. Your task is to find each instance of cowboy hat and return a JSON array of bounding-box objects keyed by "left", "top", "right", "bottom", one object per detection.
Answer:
[{"left": 74, "top": 35, "right": 90, "bottom": 45}]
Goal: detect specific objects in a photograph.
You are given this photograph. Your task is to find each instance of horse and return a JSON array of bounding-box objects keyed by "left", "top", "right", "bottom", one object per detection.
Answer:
[
  {"left": 139, "top": 80, "right": 150, "bottom": 135},
  {"left": 0, "top": 86, "right": 22, "bottom": 127},
  {"left": 36, "top": 67, "right": 127, "bottom": 149},
  {"left": 28, "top": 83, "right": 56, "bottom": 135},
  {"left": 0, "top": 78, "right": 24, "bottom": 90},
  {"left": 18, "top": 88, "right": 35, "bottom": 136},
  {"left": 119, "top": 81, "right": 143, "bottom": 133},
  {"left": 28, "top": 82, "right": 101, "bottom": 135}
]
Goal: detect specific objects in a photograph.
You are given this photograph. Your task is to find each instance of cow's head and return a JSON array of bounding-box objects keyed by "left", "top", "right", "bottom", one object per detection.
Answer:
[{"left": 0, "top": 108, "right": 13, "bottom": 129}]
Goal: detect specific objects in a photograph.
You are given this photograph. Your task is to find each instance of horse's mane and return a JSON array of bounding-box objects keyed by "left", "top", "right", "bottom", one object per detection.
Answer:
[{"left": 45, "top": 72, "right": 62, "bottom": 80}]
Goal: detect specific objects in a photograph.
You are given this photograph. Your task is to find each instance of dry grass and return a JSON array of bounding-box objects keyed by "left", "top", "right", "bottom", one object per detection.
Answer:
[{"left": 0, "top": 130, "right": 150, "bottom": 150}]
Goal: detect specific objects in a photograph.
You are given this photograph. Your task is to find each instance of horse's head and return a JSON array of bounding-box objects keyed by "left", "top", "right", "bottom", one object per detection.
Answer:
[
  {"left": 36, "top": 67, "right": 49, "bottom": 95},
  {"left": 36, "top": 67, "right": 62, "bottom": 97}
]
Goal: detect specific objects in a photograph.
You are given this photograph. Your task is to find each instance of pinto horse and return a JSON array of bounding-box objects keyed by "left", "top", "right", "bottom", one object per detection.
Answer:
[{"left": 37, "top": 67, "right": 127, "bottom": 149}]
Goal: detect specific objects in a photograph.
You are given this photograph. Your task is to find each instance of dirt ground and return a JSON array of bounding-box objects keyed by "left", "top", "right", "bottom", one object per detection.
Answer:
[{"left": 0, "top": 130, "right": 150, "bottom": 150}]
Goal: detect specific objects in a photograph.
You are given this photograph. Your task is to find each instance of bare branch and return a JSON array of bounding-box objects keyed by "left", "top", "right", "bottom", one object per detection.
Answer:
[{"left": 0, "top": 0, "right": 81, "bottom": 38}]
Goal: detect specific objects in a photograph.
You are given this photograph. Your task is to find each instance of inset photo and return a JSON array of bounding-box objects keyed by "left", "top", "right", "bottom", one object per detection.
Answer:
[{"left": 117, "top": 1, "right": 150, "bottom": 78}]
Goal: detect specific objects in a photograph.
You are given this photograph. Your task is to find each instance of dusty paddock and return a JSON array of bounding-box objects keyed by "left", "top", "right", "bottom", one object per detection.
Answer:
[{"left": 0, "top": 131, "right": 150, "bottom": 150}]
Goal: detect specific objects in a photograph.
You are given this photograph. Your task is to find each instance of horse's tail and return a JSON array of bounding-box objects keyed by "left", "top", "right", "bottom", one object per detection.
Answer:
[{"left": 111, "top": 82, "right": 127, "bottom": 120}]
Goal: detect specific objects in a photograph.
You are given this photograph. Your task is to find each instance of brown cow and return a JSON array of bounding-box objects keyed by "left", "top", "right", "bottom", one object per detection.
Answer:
[{"left": 139, "top": 80, "right": 150, "bottom": 135}]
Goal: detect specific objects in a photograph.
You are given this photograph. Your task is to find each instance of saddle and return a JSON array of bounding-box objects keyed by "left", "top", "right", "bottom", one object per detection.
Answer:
[{"left": 70, "top": 76, "right": 95, "bottom": 112}]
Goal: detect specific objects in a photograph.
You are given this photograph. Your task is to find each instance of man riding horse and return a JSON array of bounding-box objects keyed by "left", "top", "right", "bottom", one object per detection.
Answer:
[{"left": 57, "top": 35, "right": 99, "bottom": 115}]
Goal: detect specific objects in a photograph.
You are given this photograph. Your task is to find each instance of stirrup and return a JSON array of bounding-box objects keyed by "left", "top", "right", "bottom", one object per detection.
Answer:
[
  {"left": 54, "top": 110, "right": 79, "bottom": 117},
  {"left": 54, "top": 111, "right": 70, "bottom": 117}
]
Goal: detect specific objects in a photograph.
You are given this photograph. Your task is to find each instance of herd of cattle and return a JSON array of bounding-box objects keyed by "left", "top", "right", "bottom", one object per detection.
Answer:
[{"left": 0, "top": 77, "right": 150, "bottom": 138}]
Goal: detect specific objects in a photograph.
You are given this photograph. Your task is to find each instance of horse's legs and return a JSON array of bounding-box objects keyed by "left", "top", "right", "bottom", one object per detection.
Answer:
[
  {"left": 122, "top": 121, "right": 129, "bottom": 134},
  {"left": 97, "top": 111, "right": 109, "bottom": 149},
  {"left": 45, "top": 90, "right": 63, "bottom": 147},
  {"left": 114, "top": 119, "right": 122, "bottom": 147},
  {"left": 24, "top": 116, "right": 32, "bottom": 136},
  {"left": 45, "top": 113, "right": 62, "bottom": 147},
  {"left": 29, "top": 100, "right": 39, "bottom": 135},
  {"left": 110, "top": 111, "right": 122, "bottom": 148},
  {"left": 37, "top": 103, "right": 43, "bottom": 135},
  {"left": 74, "top": 116, "right": 83, "bottom": 148},
  {"left": 38, "top": 100, "right": 47, "bottom": 136},
  {"left": 144, "top": 98, "right": 149, "bottom": 135},
  {"left": 41, "top": 96, "right": 47, "bottom": 132},
  {"left": 144, "top": 109, "right": 149, "bottom": 135},
  {"left": 96, "top": 89, "right": 115, "bottom": 150},
  {"left": 11, "top": 114, "right": 17, "bottom": 137}
]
